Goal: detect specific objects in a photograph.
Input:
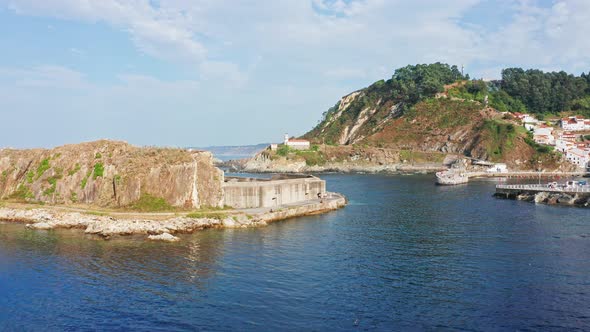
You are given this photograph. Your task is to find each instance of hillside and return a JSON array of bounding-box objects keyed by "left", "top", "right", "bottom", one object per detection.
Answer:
[
  {"left": 296, "top": 63, "right": 573, "bottom": 170},
  {"left": 0, "top": 140, "right": 224, "bottom": 208}
]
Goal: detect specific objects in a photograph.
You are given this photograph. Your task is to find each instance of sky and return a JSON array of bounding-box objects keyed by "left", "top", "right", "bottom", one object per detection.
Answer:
[{"left": 1, "top": 0, "right": 589, "bottom": 148}]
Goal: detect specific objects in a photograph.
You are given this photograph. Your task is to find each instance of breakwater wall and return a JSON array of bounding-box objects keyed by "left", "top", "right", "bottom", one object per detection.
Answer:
[
  {"left": 495, "top": 184, "right": 590, "bottom": 207},
  {"left": 222, "top": 174, "right": 326, "bottom": 209}
]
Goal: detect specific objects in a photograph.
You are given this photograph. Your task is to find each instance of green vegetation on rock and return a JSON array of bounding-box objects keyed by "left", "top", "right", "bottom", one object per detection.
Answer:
[
  {"left": 93, "top": 163, "right": 104, "bottom": 179},
  {"left": 128, "top": 193, "right": 174, "bottom": 212},
  {"left": 36, "top": 159, "right": 51, "bottom": 179},
  {"left": 481, "top": 120, "right": 523, "bottom": 161},
  {"left": 10, "top": 184, "right": 34, "bottom": 201},
  {"left": 81, "top": 171, "right": 91, "bottom": 189},
  {"left": 68, "top": 163, "right": 81, "bottom": 176},
  {"left": 306, "top": 63, "right": 468, "bottom": 145}
]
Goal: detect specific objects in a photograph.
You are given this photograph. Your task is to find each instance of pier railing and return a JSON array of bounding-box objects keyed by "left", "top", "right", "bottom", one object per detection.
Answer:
[
  {"left": 496, "top": 184, "right": 590, "bottom": 193},
  {"left": 470, "top": 171, "right": 587, "bottom": 178}
]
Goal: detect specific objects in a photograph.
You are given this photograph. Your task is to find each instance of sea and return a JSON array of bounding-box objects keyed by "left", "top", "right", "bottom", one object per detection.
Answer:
[{"left": 1, "top": 174, "right": 589, "bottom": 331}]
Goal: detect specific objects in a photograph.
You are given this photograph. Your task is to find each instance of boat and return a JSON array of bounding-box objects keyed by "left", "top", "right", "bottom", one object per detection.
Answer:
[{"left": 435, "top": 170, "right": 469, "bottom": 185}]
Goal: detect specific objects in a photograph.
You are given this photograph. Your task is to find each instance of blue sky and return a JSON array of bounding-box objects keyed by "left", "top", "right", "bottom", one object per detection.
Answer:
[{"left": 1, "top": 0, "right": 589, "bottom": 148}]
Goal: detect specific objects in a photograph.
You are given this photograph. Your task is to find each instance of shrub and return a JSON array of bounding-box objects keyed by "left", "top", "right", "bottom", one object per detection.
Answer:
[
  {"left": 276, "top": 145, "right": 291, "bottom": 156},
  {"left": 36, "top": 159, "right": 51, "bottom": 179},
  {"left": 93, "top": 163, "right": 104, "bottom": 179},
  {"left": 10, "top": 184, "right": 34, "bottom": 201},
  {"left": 128, "top": 194, "right": 174, "bottom": 212}
]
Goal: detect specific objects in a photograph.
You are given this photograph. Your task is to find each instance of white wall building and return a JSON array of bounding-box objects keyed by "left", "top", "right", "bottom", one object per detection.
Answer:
[
  {"left": 486, "top": 163, "right": 508, "bottom": 173},
  {"left": 555, "top": 139, "right": 575, "bottom": 153},
  {"left": 566, "top": 148, "right": 590, "bottom": 168},
  {"left": 532, "top": 126, "right": 555, "bottom": 145},
  {"left": 284, "top": 134, "right": 311, "bottom": 150},
  {"left": 561, "top": 116, "right": 588, "bottom": 131}
]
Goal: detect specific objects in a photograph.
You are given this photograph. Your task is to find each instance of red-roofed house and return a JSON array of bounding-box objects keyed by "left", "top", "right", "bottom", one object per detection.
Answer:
[
  {"left": 561, "top": 116, "right": 588, "bottom": 131},
  {"left": 284, "top": 134, "right": 311, "bottom": 150}
]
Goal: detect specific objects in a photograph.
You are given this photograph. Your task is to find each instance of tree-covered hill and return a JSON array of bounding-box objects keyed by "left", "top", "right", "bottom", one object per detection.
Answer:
[{"left": 302, "top": 63, "right": 588, "bottom": 167}]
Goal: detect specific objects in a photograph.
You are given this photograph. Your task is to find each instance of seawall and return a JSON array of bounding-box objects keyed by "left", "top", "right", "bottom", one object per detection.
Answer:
[{"left": 494, "top": 184, "right": 590, "bottom": 207}]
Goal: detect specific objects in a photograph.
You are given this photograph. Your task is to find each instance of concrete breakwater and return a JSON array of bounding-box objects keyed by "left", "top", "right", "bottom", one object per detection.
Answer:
[
  {"left": 436, "top": 171, "right": 588, "bottom": 185},
  {"left": 494, "top": 184, "right": 590, "bottom": 207},
  {"left": 0, "top": 193, "right": 347, "bottom": 240}
]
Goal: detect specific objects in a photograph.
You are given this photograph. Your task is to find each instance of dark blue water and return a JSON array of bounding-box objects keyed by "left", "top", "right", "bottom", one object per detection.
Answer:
[{"left": 1, "top": 174, "right": 590, "bottom": 331}]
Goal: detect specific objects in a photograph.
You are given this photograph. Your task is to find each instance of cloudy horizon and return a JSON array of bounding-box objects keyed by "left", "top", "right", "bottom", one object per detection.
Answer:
[{"left": 1, "top": 0, "right": 589, "bottom": 148}]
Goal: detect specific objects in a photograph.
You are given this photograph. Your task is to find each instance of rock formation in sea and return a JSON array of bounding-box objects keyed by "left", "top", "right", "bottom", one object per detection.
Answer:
[{"left": 0, "top": 140, "right": 224, "bottom": 208}]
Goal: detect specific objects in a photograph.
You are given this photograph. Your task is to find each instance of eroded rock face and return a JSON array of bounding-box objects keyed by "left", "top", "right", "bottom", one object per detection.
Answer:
[{"left": 0, "top": 140, "right": 224, "bottom": 208}]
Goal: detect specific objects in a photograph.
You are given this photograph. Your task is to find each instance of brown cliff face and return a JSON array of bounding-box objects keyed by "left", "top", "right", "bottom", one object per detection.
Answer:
[{"left": 0, "top": 140, "right": 224, "bottom": 208}]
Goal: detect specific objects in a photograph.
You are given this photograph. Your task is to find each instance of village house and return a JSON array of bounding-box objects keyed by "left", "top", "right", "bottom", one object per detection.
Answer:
[
  {"left": 284, "top": 134, "right": 311, "bottom": 150},
  {"left": 566, "top": 148, "right": 590, "bottom": 168},
  {"left": 558, "top": 131, "right": 578, "bottom": 141},
  {"left": 532, "top": 126, "right": 555, "bottom": 145},
  {"left": 560, "top": 116, "right": 590, "bottom": 131},
  {"left": 555, "top": 138, "right": 575, "bottom": 153}
]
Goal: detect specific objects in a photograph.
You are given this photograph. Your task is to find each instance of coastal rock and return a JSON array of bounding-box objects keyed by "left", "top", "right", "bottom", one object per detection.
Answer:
[
  {"left": 0, "top": 194, "right": 347, "bottom": 239},
  {"left": 26, "top": 222, "right": 53, "bottom": 230},
  {"left": 0, "top": 140, "right": 224, "bottom": 209},
  {"left": 148, "top": 233, "right": 179, "bottom": 242}
]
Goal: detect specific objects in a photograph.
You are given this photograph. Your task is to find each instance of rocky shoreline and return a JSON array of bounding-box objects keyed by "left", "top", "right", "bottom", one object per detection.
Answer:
[{"left": 0, "top": 194, "right": 347, "bottom": 241}]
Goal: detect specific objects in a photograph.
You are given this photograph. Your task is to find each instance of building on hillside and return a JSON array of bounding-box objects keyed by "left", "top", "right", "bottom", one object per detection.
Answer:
[
  {"left": 565, "top": 148, "right": 590, "bottom": 168},
  {"left": 533, "top": 126, "right": 555, "bottom": 145},
  {"left": 555, "top": 139, "right": 575, "bottom": 153},
  {"left": 558, "top": 131, "right": 578, "bottom": 141},
  {"left": 486, "top": 163, "right": 508, "bottom": 173},
  {"left": 561, "top": 116, "right": 589, "bottom": 131},
  {"left": 513, "top": 112, "right": 527, "bottom": 121},
  {"left": 533, "top": 134, "right": 554, "bottom": 145},
  {"left": 269, "top": 143, "right": 278, "bottom": 151},
  {"left": 284, "top": 134, "right": 311, "bottom": 150},
  {"left": 524, "top": 122, "right": 536, "bottom": 131},
  {"left": 523, "top": 114, "right": 538, "bottom": 124}
]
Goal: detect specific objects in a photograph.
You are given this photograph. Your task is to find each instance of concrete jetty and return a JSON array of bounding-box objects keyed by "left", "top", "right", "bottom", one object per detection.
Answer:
[
  {"left": 437, "top": 171, "right": 588, "bottom": 185},
  {"left": 495, "top": 183, "right": 590, "bottom": 207},
  {"left": 496, "top": 183, "right": 590, "bottom": 195}
]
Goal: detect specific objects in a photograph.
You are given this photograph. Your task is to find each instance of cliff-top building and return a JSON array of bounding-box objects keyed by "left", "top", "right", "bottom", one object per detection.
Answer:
[{"left": 284, "top": 134, "right": 310, "bottom": 150}]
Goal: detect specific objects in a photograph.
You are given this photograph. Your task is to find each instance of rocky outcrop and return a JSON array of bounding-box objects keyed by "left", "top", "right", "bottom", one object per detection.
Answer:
[
  {"left": 243, "top": 145, "right": 448, "bottom": 173},
  {"left": 0, "top": 194, "right": 347, "bottom": 239},
  {"left": 0, "top": 140, "right": 224, "bottom": 208},
  {"left": 148, "top": 233, "right": 180, "bottom": 242}
]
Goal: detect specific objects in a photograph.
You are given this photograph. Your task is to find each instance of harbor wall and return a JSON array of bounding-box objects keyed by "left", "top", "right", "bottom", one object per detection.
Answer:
[
  {"left": 222, "top": 175, "right": 326, "bottom": 209},
  {"left": 495, "top": 185, "right": 590, "bottom": 207}
]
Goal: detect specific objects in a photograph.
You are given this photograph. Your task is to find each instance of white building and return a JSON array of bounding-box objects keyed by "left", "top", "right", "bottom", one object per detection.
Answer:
[
  {"left": 566, "top": 148, "right": 590, "bottom": 168},
  {"left": 533, "top": 126, "right": 555, "bottom": 145},
  {"left": 561, "top": 116, "right": 589, "bottom": 131},
  {"left": 284, "top": 134, "right": 311, "bottom": 150},
  {"left": 486, "top": 163, "right": 508, "bottom": 173},
  {"left": 523, "top": 114, "right": 538, "bottom": 124},
  {"left": 555, "top": 139, "right": 575, "bottom": 153}
]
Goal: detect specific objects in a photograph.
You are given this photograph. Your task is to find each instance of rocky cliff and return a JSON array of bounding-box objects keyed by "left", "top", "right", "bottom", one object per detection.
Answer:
[
  {"left": 0, "top": 140, "right": 224, "bottom": 208},
  {"left": 289, "top": 64, "right": 570, "bottom": 171}
]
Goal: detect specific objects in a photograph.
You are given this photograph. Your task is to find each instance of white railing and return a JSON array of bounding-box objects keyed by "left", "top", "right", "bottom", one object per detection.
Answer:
[{"left": 496, "top": 184, "right": 590, "bottom": 193}]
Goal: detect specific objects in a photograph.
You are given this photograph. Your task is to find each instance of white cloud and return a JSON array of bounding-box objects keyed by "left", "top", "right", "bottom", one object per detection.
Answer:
[
  {"left": 2, "top": 0, "right": 590, "bottom": 148},
  {"left": 0, "top": 65, "right": 89, "bottom": 88},
  {"left": 5, "top": 0, "right": 206, "bottom": 62}
]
